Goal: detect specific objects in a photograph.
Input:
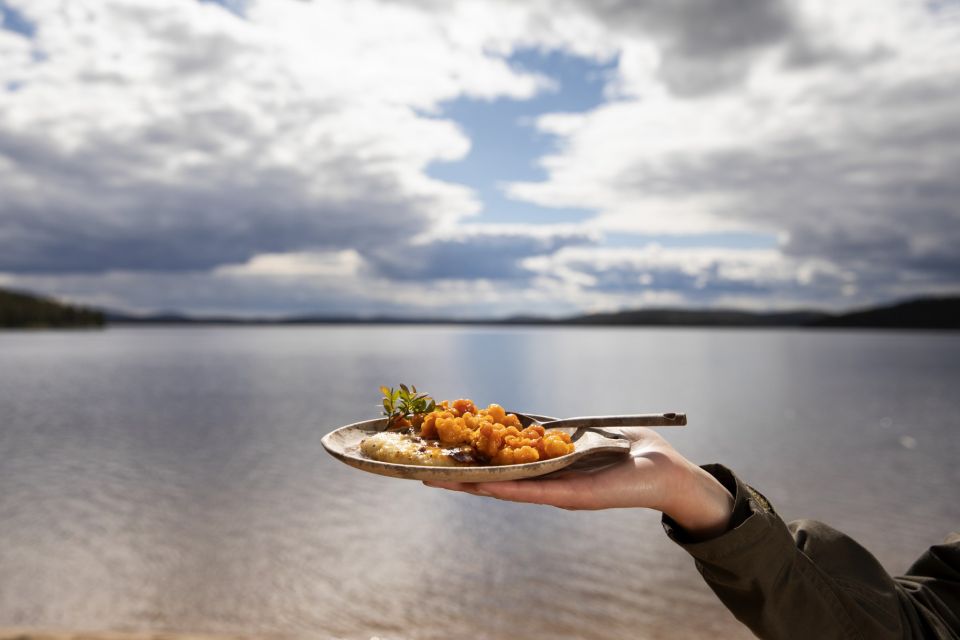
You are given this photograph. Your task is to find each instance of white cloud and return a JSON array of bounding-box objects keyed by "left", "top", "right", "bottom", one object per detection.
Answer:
[
  {"left": 507, "top": 0, "right": 960, "bottom": 299},
  {"left": 2, "top": 242, "right": 851, "bottom": 317},
  {"left": 0, "top": 0, "right": 552, "bottom": 273},
  {"left": 213, "top": 249, "right": 363, "bottom": 277},
  {"left": 1, "top": 0, "right": 958, "bottom": 314}
]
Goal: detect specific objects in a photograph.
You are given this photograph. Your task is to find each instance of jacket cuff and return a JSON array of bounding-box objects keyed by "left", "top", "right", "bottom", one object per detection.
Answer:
[{"left": 662, "top": 464, "right": 788, "bottom": 561}]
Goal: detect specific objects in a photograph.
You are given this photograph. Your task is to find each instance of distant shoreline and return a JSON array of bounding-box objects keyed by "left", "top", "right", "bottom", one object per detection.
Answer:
[
  {"left": 0, "top": 288, "right": 105, "bottom": 329},
  {"left": 2, "top": 286, "right": 958, "bottom": 330},
  {"left": 104, "top": 296, "right": 960, "bottom": 330}
]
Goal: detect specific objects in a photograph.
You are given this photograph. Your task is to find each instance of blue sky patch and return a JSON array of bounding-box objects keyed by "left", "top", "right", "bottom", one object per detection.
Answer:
[
  {"left": 197, "top": 0, "right": 246, "bottom": 18},
  {"left": 429, "top": 49, "right": 616, "bottom": 225},
  {"left": 429, "top": 49, "right": 781, "bottom": 253},
  {"left": 0, "top": 2, "right": 36, "bottom": 38}
]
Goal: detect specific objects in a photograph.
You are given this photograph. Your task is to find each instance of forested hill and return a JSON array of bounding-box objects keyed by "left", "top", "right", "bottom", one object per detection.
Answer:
[
  {"left": 4, "top": 286, "right": 958, "bottom": 330},
  {"left": 808, "top": 297, "right": 960, "bottom": 329},
  {"left": 0, "top": 288, "right": 105, "bottom": 328}
]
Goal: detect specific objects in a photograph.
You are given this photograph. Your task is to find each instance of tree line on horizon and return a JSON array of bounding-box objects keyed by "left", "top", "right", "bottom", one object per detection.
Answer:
[
  {"left": 1, "top": 286, "right": 957, "bottom": 330},
  {"left": 0, "top": 288, "right": 104, "bottom": 328}
]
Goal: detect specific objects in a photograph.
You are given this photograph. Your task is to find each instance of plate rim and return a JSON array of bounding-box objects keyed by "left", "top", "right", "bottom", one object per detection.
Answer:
[{"left": 320, "top": 412, "right": 629, "bottom": 481}]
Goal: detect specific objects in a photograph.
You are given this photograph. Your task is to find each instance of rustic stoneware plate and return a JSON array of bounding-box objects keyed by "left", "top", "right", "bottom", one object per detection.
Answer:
[{"left": 321, "top": 413, "right": 633, "bottom": 482}]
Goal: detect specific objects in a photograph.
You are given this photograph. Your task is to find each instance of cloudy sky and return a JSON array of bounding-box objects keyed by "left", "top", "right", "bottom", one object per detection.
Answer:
[{"left": 1, "top": 0, "right": 958, "bottom": 317}]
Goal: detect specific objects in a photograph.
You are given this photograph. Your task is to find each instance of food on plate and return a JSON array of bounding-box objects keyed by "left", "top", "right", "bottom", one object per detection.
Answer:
[
  {"left": 360, "top": 385, "right": 575, "bottom": 467},
  {"left": 359, "top": 431, "right": 477, "bottom": 467}
]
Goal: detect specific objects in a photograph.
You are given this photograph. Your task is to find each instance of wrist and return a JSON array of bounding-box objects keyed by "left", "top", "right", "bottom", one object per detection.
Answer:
[{"left": 661, "top": 460, "right": 735, "bottom": 541}]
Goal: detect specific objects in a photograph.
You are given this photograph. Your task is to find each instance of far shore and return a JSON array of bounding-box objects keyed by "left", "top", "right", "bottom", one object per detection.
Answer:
[{"left": 2, "top": 285, "right": 958, "bottom": 330}]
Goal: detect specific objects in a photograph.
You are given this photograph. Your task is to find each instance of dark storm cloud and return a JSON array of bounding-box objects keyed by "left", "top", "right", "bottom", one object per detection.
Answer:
[
  {"left": 571, "top": 0, "right": 794, "bottom": 56},
  {"left": 404, "top": 0, "right": 796, "bottom": 59},
  {"left": 0, "top": 122, "right": 441, "bottom": 273},
  {"left": 781, "top": 34, "right": 891, "bottom": 70},
  {"left": 564, "top": 0, "right": 798, "bottom": 95},
  {"left": 609, "top": 106, "right": 960, "bottom": 291},
  {"left": 557, "top": 0, "right": 896, "bottom": 95}
]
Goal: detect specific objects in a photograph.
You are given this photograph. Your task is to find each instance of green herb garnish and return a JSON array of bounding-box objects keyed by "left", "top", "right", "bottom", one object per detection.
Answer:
[{"left": 380, "top": 384, "right": 437, "bottom": 429}]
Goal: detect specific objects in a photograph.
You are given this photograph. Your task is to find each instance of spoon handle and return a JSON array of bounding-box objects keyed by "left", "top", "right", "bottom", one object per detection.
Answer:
[{"left": 539, "top": 413, "right": 687, "bottom": 429}]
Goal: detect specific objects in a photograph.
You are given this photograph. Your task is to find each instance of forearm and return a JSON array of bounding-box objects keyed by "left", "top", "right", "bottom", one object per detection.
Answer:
[
  {"left": 659, "top": 459, "right": 735, "bottom": 541},
  {"left": 664, "top": 465, "right": 914, "bottom": 640}
]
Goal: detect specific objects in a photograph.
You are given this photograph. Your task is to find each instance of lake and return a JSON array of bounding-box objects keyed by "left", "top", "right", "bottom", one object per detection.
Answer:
[{"left": 1, "top": 326, "right": 958, "bottom": 639}]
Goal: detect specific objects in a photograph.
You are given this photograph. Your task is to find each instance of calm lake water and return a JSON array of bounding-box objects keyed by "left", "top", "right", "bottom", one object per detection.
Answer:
[{"left": 1, "top": 326, "right": 959, "bottom": 640}]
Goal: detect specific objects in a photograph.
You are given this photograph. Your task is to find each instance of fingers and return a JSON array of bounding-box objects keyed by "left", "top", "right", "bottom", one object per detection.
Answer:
[
  {"left": 471, "top": 480, "right": 545, "bottom": 503},
  {"left": 423, "top": 479, "right": 547, "bottom": 503},
  {"left": 422, "top": 480, "right": 491, "bottom": 496},
  {"left": 484, "top": 476, "right": 605, "bottom": 510},
  {"left": 423, "top": 477, "right": 599, "bottom": 510},
  {"left": 603, "top": 427, "right": 649, "bottom": 443}
]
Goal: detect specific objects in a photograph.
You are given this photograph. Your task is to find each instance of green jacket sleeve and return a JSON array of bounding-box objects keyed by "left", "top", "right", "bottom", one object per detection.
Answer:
[{"left": 662, "top": 464, "right": 960, "bottom": 640}]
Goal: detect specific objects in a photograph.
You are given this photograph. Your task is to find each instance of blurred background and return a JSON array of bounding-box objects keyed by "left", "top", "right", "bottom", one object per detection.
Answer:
[{"left": 1, "top": 0, "right": 959, "bottom": 639}]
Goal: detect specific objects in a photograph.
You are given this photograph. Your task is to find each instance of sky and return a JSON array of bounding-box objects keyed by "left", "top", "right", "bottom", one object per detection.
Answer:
[{"left": 1, "top": 0, "right": 959, "bottom": 318}]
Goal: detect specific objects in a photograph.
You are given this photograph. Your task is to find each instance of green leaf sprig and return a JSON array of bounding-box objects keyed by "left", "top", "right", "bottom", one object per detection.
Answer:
[{"left": 380, "top": 384, "right": 437, "bottom": 429}]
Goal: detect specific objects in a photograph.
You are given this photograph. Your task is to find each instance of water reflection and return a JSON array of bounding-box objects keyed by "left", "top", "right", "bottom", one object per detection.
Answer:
[{"left": 1, "top": 326, "right": 958, "bottom": 638}]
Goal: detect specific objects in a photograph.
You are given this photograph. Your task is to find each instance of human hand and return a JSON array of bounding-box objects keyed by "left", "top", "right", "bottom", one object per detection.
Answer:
[{"left": 423, "top": 428, "right": 735, "bottom": 540}]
